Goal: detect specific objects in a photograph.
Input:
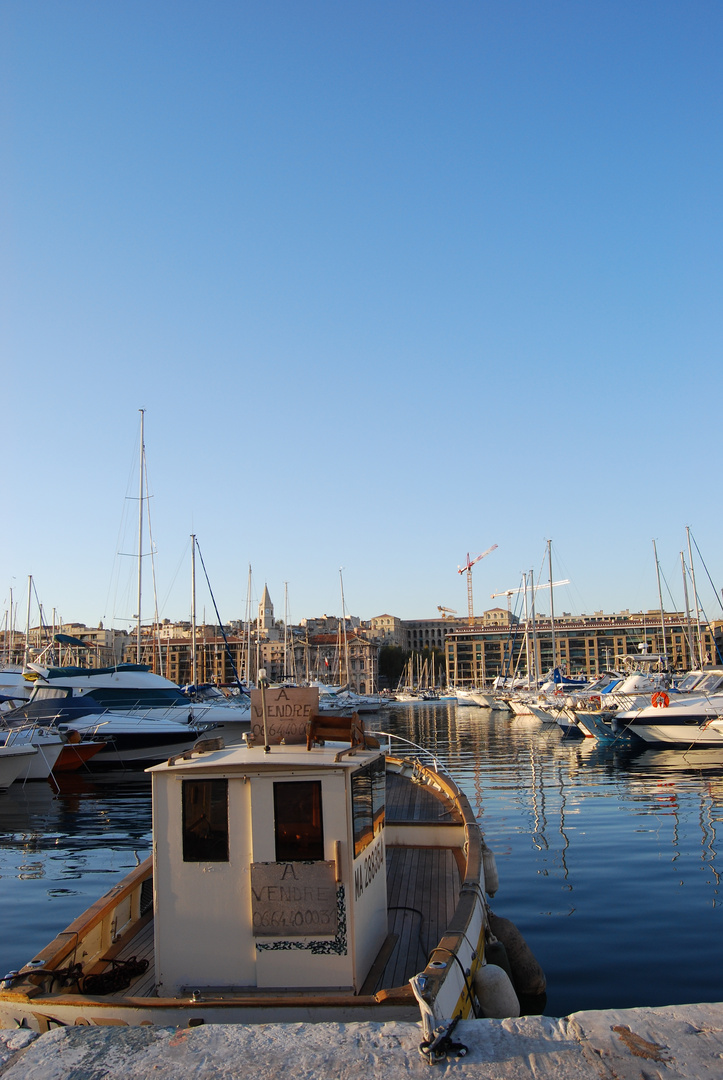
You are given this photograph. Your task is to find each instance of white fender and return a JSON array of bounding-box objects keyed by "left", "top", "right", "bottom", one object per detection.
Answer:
[
  {"left": 481, "top": 839, "right": 499, "bottom": 897},
  {"left": 473, "top": 962, "right": 520, "bottom": 1019}
]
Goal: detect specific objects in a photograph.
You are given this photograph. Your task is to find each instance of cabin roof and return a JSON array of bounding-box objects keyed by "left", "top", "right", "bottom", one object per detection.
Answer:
[{"left": 147, "top": 740, "right": 382, "bottom": 776}]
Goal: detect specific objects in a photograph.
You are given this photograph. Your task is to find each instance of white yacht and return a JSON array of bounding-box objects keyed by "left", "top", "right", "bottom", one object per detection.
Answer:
[
  {"left": 615, "top": 690, "right": 723, "bottom": 746},
  {"left": 2, "top": 664, "right": 251, "bottom": 767}
]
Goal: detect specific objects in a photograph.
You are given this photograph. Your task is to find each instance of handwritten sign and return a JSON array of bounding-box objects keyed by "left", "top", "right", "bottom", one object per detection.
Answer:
[
  {"left": 249, "top": 686, "right": 319, "bottom": 745},
  {"left": 250, "top": 861, "right": 337, "bottom": 937}
]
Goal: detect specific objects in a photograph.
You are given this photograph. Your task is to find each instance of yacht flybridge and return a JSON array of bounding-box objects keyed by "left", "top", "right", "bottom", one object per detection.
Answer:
[{"left": 0, "top": 700, "right": 545, "bottom": 1041}]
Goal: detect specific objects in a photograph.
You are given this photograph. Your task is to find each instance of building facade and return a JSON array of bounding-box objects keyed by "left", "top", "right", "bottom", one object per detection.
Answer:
[
  {"left": 402, "top": 609, "right": 517, "bottom": 654},
  {"left": 444, "top": 610, "right": 718, "bottom": 686},
  {"left": 16, "top": 623, "right": 129, "bottom": 668},
  {"left": 369, "top": 614, "right": 405, "bottom": 648}
]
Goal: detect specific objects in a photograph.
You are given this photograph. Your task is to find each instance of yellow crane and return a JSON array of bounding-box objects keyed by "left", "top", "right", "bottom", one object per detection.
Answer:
[{"left": 437, "top": 606, "right": 458, "bottom": 619}]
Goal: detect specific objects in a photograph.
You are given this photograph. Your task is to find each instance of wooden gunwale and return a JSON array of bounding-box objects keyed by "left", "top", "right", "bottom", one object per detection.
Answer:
[
  {"left": 9, "top": 859, "right": 153, "bottom": 996},
  {"left": 396, "top": 757, "right": 485, "bottom": 1015}
]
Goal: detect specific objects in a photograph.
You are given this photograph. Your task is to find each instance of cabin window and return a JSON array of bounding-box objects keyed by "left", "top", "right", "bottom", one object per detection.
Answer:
[
  {"left": 351, "top": 757, "right": 385, "bottom": 859},
  {"left": 182, "top": 779, "right": 229, "bottom": 862},
  {"left": 273, "top": 781, "right": 325, "bottom": 861}
]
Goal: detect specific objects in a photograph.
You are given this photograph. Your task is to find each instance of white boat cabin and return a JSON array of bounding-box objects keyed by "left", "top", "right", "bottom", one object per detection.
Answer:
[{"left": 150, "top": 730, "right": 388, "bottom": 997}]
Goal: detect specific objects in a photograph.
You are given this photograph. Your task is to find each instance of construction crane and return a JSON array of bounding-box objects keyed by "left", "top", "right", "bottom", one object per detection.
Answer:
[
  {"left": 489, "top": 588, "right": 518, "bottom": 613},
  {"left": 458, "top": 544, "right": 498, "bottom": 626},
  {"left": 437, "top": 606, "right": 457, "bottom": 619},
  {"left": 491, "top": 579, "right": 570, "bottom": 604}
]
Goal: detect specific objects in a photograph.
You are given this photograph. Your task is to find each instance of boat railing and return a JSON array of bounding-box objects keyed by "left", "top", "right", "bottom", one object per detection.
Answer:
[{"left": 375, "top": 730, "right": 443, "bottom": 773}]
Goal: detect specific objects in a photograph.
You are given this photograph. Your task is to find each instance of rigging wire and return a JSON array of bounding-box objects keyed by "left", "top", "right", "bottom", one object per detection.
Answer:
[
  {"left": 194, "top": 539, "right": 245, "bottom": 694},
  {"left": 103, "top": 417, "right": 146, "bottom": 630},
  {"left": 690, "top": 531, "right": 723, "bottom": 617},
  {"left": 157, "top": 537, "right": 191, "bottom": 619}
]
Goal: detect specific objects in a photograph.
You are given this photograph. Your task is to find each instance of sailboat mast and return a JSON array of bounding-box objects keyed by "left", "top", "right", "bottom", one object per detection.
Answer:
[
  {"left": 339, "top": 568, "right": 349, "bottom": 687},
  {"left": 191, "top": 534, "right": 197, "bottom": 688},
  {"left": 530, "top": 568, "right": 538, "bottom": 684},
  {"left": 523, "top": 572, "right": 532, "bottom": 688},
  {"left": 23, "top": 575, "right": 32, "bottom": 669},
  {"left": 686, "top": 526, "right": 705, "bottom": 668},
  {"left": 652, "top": 539, "right": 668, "bottom": 669},
  {"left": 284, "top": 582, "right": 289, "bottom": 680},
  {"left": 136, "top": 409, "right": 145, "bottom": 664},
  {"left": 244, "top": 565, "right": 252, "bottom": 686},
  {"left": 680, "top": 551, "right": 695, "bottom": 668},
  {"left": 547, "top": 541, "right": 556, "bottom": 674}
]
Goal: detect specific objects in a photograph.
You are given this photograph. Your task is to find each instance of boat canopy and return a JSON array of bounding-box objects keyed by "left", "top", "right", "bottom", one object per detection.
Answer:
[
  {"left": 54, "top": 634, "right": 93, "bottom": 648},
  {"left": 29, "top": 663, "right": 151, "bottom": 680}
]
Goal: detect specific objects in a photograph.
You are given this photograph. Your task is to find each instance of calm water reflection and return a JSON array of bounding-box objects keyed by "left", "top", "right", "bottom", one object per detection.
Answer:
[
  {"left": 1, "top": 704, "right": 722, "bottom": 1017},
  {"left": 376, "top": 704, "right": 723, "bottom": 1016}
]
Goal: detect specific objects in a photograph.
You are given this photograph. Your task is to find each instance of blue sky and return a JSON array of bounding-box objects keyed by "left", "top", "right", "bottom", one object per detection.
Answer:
[{"left": 2, "top": 2, "right": 722, "bottom": 633}]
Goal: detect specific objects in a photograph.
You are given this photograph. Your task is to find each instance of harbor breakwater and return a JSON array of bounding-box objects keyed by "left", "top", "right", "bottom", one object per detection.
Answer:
[{"left": 2, "top": 1003, "right": 723, "bottom": 1079}]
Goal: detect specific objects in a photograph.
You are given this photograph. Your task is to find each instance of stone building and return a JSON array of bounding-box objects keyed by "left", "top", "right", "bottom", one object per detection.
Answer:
[{"left": 369, "top": 614, "right": 404, "bottom": 648}]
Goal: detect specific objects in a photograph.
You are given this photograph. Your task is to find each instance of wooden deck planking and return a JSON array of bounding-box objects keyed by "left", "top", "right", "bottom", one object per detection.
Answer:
[
  {"left": 385, "top": 771, "right": 463, "bottom": 824},
  {"left": 376, "top": 844, "right": 461, "bottom": 992},
  {"left": 110, "top": 919, "right": 156, "bottom": 998}
]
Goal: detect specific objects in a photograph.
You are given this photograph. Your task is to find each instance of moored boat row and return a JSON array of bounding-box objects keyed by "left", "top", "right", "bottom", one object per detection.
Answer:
[{"left": 489, "top": 663, "right": 723, "bottom": 750}]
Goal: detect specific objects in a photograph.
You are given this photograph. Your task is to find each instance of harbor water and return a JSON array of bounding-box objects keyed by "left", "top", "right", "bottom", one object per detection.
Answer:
[{"left": 1, "top": 702, "right": 722, "bottom": 1018}]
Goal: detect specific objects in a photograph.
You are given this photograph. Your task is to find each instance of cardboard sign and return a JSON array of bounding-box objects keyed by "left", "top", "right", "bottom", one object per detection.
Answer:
[
  {"left": 249, "top": 686, "right": 319, "bottom": 745},
  {"left": 250, "top": 860, "right": 337, "bottom": 937}
]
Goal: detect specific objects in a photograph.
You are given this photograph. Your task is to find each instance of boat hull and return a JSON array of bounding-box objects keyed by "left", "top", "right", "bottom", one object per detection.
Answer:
[
  {"left": 0, "top": 746, "right": 38, "bottom": 790},
  {"left": 56, "top": 718, "right": 209, "bottom": 767}
]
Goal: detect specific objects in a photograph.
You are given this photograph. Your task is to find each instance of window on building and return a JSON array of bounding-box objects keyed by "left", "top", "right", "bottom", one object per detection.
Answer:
[
  {"left": 273, "top": 780, "right": 325, "bottom": 861},
  {"left": 182, "top": 778, "right": 229, "bottom": 862}
]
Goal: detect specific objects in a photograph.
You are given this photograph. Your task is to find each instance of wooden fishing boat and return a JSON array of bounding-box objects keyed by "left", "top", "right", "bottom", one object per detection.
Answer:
[{"left": 0, "top": 706, "right": 544, "bottom": 1046}]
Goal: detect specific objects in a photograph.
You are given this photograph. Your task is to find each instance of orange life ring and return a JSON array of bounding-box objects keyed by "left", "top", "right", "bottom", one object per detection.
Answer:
[{"left": 652, "top": 691, "right": 670, "bottom": 708}]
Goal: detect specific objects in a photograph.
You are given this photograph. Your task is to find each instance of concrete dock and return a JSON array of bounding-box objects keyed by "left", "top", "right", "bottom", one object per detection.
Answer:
[{"left": 2, "top": 1003, "right": 723, "bottom": 1079}]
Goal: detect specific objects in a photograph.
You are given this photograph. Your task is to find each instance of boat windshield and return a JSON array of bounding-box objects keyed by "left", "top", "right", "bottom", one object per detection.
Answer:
[
  {"left": 677, "top": 673, "right": 704, "bottom": 691},
  {"left": 694, "top": 673, "right": 723, "bottom": 694},
  {"left": 30, "top": 687, "right": 72, "bottom": 701}
]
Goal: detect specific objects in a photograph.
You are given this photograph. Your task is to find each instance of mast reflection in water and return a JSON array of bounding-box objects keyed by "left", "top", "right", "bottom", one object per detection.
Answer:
[
  {"left": 1, "top": 706, "right": 722, "bottom": 1016},
  {"left": 375, "top": 703, "right": 723, "bottom": 1016}
]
